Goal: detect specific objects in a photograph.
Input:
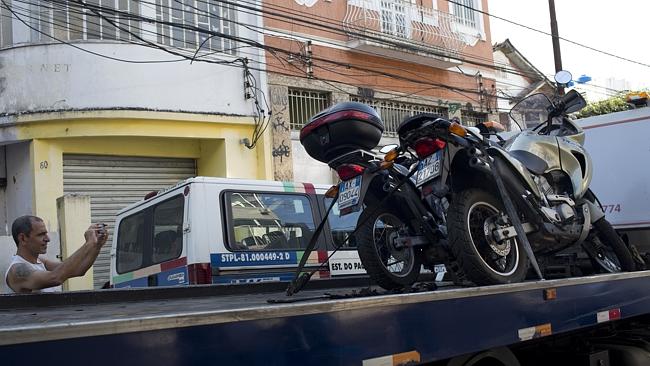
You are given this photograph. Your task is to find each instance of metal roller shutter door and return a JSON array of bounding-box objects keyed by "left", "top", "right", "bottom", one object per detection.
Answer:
[{"left": 63, "top": 154, "right": 196, "bottom": 288}]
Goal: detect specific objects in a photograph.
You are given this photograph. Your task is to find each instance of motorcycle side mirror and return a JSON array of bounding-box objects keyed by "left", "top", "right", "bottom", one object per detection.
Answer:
[
  {"left": 379, "top": 144, "right": 398, "bottom": 154},
  {"left": 554, "top": 70, "right": 573, "bottom": 85}
]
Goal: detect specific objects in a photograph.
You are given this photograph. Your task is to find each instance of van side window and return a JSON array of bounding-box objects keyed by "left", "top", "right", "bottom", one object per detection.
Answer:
[
  {"left": 152, "top": 195, "right": 184, "bottom": 264},
  {"left": 225, "top": 192, "right": 316, "bottom": 251},
  {"left": 324, "top": 198, "right": 361, "bottom": 249},
  {"left": 116, "top": 211, "right": 146, "bottom": 274},
  {"left": 116, "top": 194, "right": 185, "bottom": 274}
]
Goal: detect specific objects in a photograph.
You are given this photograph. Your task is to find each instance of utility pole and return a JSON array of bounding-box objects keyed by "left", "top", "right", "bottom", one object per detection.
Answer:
[{"left": 548, "top": 0, "right": 564, "bottom": 94}]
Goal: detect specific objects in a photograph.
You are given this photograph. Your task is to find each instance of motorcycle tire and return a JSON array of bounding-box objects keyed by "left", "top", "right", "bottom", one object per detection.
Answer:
[
  {"left": 584, "top": 217, "right": 635, "bottom": 273},
  {"left": 448, "top": 188, "right": 529, "bottom": 285},
  {"left": 355, "top": 204, "right": 423, "bottom": 290}
]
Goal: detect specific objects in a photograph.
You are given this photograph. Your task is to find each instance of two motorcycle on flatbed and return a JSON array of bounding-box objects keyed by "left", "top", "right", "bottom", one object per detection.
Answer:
[{"left": 298, "top": 77, "right": 636, "bottom": 290}]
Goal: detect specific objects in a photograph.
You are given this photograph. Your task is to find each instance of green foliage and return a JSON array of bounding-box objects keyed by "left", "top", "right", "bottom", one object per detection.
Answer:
[
  {"left": 574, "top": 92, "right": 630, "bottom": 118},
  {"left": 575, "top": 89, "right": 649, "bottom": 118}
]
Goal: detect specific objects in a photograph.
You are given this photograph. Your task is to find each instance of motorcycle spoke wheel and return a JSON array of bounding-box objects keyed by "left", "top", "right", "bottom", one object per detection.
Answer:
[
  {"left": 372, "top": 214, "right": 415, "bottom": 278},
  {"left": 355, "top": 203, "right": 423, "bottom": 290},
  {"left": 584, "top": 217, "right": 636, "bottom": 273},
  {"left": 467, "top": 202, "right": 520, "bottom": 277}
]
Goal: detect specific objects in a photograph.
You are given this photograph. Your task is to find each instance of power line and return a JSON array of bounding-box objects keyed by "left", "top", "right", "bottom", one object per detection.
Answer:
[{"left": 447, "top": 0, "right": 650, "bottom": 69}]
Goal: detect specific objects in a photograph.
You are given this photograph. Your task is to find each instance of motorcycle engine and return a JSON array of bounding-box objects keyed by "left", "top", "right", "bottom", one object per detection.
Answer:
[{"left": 534, "top": 175, "right": 576, "bottom": 223}]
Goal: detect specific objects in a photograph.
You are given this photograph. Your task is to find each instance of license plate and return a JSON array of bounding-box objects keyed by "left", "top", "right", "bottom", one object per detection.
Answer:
[
  {"left": 415, "top": 150, "right": 443, "bottom": 186},
  {"left": 338, "top": 176, "right": 362, "bottom": 210}
]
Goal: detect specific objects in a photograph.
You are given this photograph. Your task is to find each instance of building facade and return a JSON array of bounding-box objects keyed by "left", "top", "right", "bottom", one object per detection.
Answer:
[
  {"left": 492, "top": 38, "right": 555, "bottom": 129},
  {"left": 263, "top": 0, "right": 500, "bottom": 184},
  {"left": 0, "top": 0, "right": 272, "bottom": 289}
]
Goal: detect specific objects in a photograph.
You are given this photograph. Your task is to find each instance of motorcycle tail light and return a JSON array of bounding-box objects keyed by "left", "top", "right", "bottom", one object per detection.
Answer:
[
  {"left": 336, "top": 164, "right": 365, "bottom": 181},
  {"left": 414, "top": 137, "right": 446, "bottom": 158}
]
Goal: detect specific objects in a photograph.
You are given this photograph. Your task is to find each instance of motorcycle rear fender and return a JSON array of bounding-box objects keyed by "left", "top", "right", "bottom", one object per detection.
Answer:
[{"left": 359, "top": 168, "right": 430, "bottom": 219}]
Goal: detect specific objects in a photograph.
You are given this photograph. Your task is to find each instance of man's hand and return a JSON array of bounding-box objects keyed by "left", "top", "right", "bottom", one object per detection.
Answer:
[
  {"left": 97, "top": 223, "right": 109, "bottom": 247},
  {"left": 84, "top": 223, "right": 109, "bottom": 247}
]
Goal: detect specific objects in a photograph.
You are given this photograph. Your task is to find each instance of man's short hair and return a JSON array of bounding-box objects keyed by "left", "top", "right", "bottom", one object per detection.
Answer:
[{"left": 11, "top": 215, "right": 43, "bottom": 246}]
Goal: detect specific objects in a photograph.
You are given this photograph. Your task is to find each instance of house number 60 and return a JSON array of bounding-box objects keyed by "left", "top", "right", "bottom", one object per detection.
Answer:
[{"left": 40, "top": 161, "right": 48, "bottom": 169}]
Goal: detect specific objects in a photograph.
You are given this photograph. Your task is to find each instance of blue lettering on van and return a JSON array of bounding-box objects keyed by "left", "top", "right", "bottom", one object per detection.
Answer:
[
  {"left": 114, "top": 276, "right": 148, "bottom": 288},
  {"left": 211, "top": 251, "right": 297, "bottom": 267},
  {"left": 213, "top": 272, "right": 295, "bottom": 284},
  {"left": 157, "top": 267, "right": 189, "bottom": 286}
]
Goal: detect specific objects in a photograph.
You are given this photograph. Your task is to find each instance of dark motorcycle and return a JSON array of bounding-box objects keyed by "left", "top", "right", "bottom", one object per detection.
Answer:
[
  {"left": 300, "top": 102, "right": 451, "bottom": 289},
  {"left": 299, "top": 72, "right": 636, "bottom": 290}
]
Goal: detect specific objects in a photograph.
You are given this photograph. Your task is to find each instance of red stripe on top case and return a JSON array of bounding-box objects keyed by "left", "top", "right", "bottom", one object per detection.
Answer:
[{"left": 161, "top": 257, "right": 188, "bottom": 271}]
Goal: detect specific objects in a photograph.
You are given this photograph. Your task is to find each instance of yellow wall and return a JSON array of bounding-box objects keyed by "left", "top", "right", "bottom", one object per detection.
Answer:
[{"left": 13, "top": 111, "right": 273, "bottom": 246}]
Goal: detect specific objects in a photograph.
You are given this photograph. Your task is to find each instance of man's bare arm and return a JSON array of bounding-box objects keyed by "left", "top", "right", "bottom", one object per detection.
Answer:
[
  {"left": 7, "top": 263, "right": 61, "bottom": 293},
  {"left": 7, "top": 224, "right": 109, "bottom": 293},
  {"left": 41, "top": 257, "right": 62, "bottom": 271}
]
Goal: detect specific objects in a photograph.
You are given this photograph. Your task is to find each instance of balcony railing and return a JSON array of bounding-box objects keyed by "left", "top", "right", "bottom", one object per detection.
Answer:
[{"left": 343, "top": 0, "right": 478, "bottom": 67}]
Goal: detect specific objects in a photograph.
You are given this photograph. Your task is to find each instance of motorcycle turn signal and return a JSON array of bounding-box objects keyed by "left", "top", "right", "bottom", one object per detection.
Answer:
[
  {"left": 383, "top": 147, "right": 400, "bottom": 162},
  {"left": 449, "top": 122, "right": 467, "bottom": 137}
]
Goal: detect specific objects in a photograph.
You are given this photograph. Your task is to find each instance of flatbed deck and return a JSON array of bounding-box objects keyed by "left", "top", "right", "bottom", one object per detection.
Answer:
[{"left": 2, "top": 272, "right": 650, "bottom": 365}]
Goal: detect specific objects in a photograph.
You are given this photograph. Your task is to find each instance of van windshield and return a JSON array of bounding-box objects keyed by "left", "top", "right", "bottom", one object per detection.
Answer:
[{"left": 225, "top": 192, "right": 316, "bottom": 251}]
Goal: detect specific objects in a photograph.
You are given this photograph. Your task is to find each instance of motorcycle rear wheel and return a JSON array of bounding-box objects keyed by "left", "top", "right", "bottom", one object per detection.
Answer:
[
  {"left": 448, "top": 188, "right": 529, "bottom": 285},
  {"left": 583, "top": 217, "right": 635, "bottom": 273},
  {"left": 356, "top": 205, "right": 422, "bottom": 290}
]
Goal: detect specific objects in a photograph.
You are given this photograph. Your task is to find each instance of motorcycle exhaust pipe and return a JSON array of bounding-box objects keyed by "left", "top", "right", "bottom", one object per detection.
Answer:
[
  {"left": 469, "top": 157, "right": 490, "bottom": 173},
  {"left": 468, "top": 147, "right": 483, "bottom": 157}
]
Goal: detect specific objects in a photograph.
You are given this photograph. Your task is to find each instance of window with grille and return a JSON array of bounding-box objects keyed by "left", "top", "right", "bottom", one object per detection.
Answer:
[
  {"left": 380, "top": 0, "right": 409, "bottom": 38},
  {"left": 350, "top": 96, "right": 448, "bottom": 136},
  {"left": 289, "top": 89, "right": 330, "bottom": 131},
  {"left": 452, "top": 0, "right": 478, "bottom": 29},
  {"left": 461, "top": 110, "right": 487, "bottom": 127},
  {"left": 25, "top": 0, "right": 141, "bottom": 42},
  {"left": 156, "top": 0, "right": 236, "bottom": 52},
  {"left": 0, "top": 0, "right": 12, "bottom": 47}
]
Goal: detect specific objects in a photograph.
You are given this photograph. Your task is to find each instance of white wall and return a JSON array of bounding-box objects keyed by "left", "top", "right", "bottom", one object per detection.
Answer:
[
  {"left": 0, "top": 44, "right": 256, "bottom": 116},
  {"left": 0, "top": 236, "right": 15, "bottom": 293},
  {"left": 6, "top": 142, "right": 32, "bottom": 225},
  {"left": 291, "top": 139, "right": 335, "bottom": 185},
  {"left": 0, "top": 4, "right": 267, "bottom": 118},
  {"left": 0, "top": 146, "right": 6, "bottom": 236},
  {"left": 493, "top": 50, "right": 530, "bottom": 112}
]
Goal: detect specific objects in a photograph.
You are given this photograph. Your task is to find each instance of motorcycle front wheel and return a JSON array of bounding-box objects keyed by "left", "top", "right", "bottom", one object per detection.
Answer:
[
  {"left": 448, "top": 188, "right": 529, "bottom": 285},
  {"left": 582, "top": 217, "right": 635, "bottom": 273},
  {"left": 356, "top": 204, "right": 422, "bottom": 290}
]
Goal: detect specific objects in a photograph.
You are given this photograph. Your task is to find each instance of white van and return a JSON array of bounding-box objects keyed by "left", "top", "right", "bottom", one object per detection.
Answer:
[{"left": 109, "top": 177, "right": 365, "bottom": 288}]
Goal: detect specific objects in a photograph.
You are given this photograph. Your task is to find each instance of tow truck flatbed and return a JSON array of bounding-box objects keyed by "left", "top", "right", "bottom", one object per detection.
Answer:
[{"left": 3, "top": 272, "right": 650, "bottom": 365}]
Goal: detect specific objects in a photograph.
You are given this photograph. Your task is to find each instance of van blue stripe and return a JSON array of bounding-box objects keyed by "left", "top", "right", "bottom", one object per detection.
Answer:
[{"left": 211, "top": 252, "right": 299, "bottom": 267}]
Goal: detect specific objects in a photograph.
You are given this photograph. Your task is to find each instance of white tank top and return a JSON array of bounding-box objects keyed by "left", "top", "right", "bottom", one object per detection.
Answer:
[{"left": 4, "top": 255, "right": 62, "bottom": 293}]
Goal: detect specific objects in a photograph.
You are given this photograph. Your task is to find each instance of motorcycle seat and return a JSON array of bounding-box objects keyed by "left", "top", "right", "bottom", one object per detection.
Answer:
[{"left": 508, "top": 150, "right": 548, "bottom": 175}]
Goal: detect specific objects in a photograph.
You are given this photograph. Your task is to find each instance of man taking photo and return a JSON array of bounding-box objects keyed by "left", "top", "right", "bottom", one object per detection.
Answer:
[{"left": 5, "top": 215, "right": 109, "bottom": 293}]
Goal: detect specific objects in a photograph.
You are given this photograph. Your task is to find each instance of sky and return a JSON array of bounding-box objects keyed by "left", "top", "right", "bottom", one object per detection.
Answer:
[{"left": 488, "top": 1, "right": 650, "bottom": 99}]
